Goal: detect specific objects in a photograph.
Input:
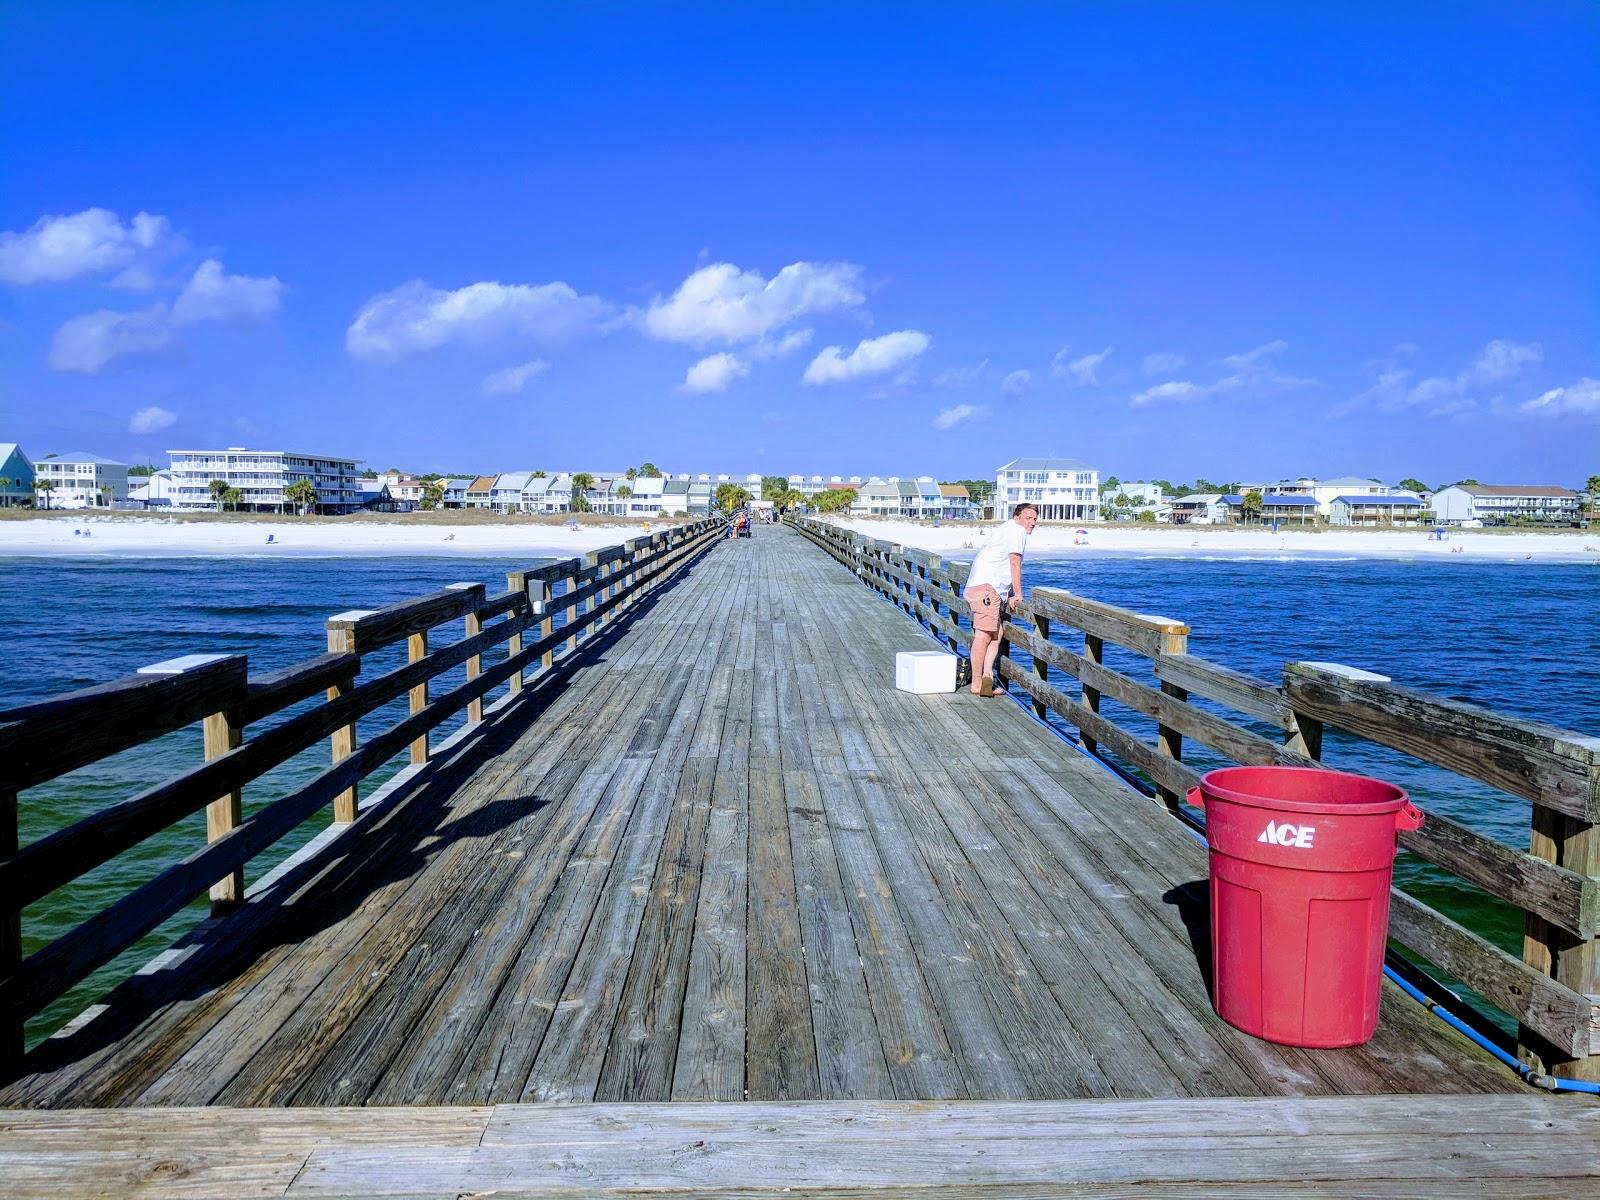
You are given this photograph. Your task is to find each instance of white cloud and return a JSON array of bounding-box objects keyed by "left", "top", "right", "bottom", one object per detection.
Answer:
[
  {"left": 933, "top": 402, "right": 989, "bottom": 430},
  {"left": 1141, "top": 352, "right": 1185, "bottom": 375},
  {"left": 1053, "top": 346, "right": 1111, "bottom": 384},
  {"left": 346, "top": 279, "right": 613, "bottom": 362},
  {"left": 0, "top": 208, "right": 179, "bottom": 285},
  {"left": 129, "top": 405, "right": 177, "bottom": 434},
  {"left": 1520, "top": 377, "right": 1600, "bottom": 418},
  {"left": 643, "top": 261, "right": 864, "bottom": 347},
  {"left": 747, "top": 328, "right": 813, "bottom": 361},
  {"left": 1129, "top": 380, "right": 1203, "bottom": 408},
  {"left": 1001, "top": 368, "right": 1033, "bottom": 396},
  {"left": 171, "top": 259, "right": 282, "bottom": 325},
  {"left": 803, "top": 330, "right": 930, "bottom": 385},
  {"left": 49, "top": 306, "right": 176, "bottom": 374},
  {"left": 1346, "top": 339, "right": 1544, "bottom": 416},
  {"left": 481, "top": 359, "right": 551, "bottom": 396},
  {"left": 1130, "top": 340, "right": 1313, "bottom": 409},
  {"left": 933, "top": 359, "right": 988, "bottom": 388},
  {"left": 681, "top": 351, "right": 750, "bottom": 394},
  {"left": 1222, "top": 340, "right": 1288, "bottom": 370}
]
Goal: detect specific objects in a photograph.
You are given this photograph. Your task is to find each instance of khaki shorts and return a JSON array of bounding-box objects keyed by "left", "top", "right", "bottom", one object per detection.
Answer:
[{"left": 965, "top": 584, "right": 1003, "bottom": 633}]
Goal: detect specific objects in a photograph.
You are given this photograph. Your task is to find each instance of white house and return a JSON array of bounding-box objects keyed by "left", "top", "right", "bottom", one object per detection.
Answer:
[
  {"left": 625, "top": 475, "right": 666, "bottom": 518},
  {"left": 492, "top": 471, "right": 534, "bottom": 513},
  {"left": 994, "top": 458, "right": 1099, "bottom": 521},
  {"left": 128, "top": 469, "right": 177, "bottom": 507},
  {"left": 1169, "top": 493, "right": 1240, "bottom": 525},
  {"left": 1431, "top": 484, "right": 1582, "bottom": 526},
  {"left": 1306, "top": 476, "right": 1390, "bottom": 518},
  {"left": 33, "top": 452, "right": 129, "bottom": 508},
  {"left": 166, "top": 448, "right": 362, "bottom": 513},
  {"left": 1329, "top": 494, "right": 1425, "bottom": 526}
]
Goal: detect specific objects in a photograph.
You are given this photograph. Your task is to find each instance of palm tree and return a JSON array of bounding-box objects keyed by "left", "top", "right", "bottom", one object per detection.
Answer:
[
  {"left": 285, "top": 479, "right": 319, "bottom": 515},
  {"left": 715, "top": 483, "right": 751, "bottom": 514},
  {"left": 208, "top": 478, "right": 230, "bottom": 511},
  {"left": 638, "top": 462, "right": 661, "bottom": 478},
  {"left": 1242, "top": 489, "right": 1264, "bottom": 524},
  {"left": 779, "top": 488, "right": 806, "bottom": 513},
  {"left": 570, "top": 472, "right": 595, "bottom": 513},
  {"left": 34, "top": 478, "right": 55, "bottom": 509},
  {"left": 532, "top": 469, "right": 546, "bottom": 478},
  {"left": 420, "top": 480, "right": 445, "bottom": 511},
  {"left": 625, "top": 467, "right": 637, "bottom": 481},
  {"left": 223, "top": 486, "right": 244, "bottom": 511}
]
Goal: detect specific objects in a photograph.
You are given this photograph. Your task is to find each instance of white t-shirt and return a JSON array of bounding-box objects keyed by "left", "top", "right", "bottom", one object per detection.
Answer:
[{"left": 967, "top": 520, "right": 1029, "bottom": 599}]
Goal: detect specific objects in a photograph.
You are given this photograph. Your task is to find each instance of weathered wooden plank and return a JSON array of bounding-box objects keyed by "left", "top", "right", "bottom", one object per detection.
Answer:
[
  {"left": 1284, "top": 661, "right": 1600, "bottom": 821},
  {"left": 1154, "top": 655, "right": 1295, "bottom": 731},
  {"left": 745, "top": 759, "right": 819, "bottom": 1100},
  {"left": 0, "top": 654, "right": 248, "bottom": 793},
  {"left": 329, "top": 584, "right": 485, "bottom": 655},
  {"left": 238, "top": 652, "right": 358, "bottom": 727}
]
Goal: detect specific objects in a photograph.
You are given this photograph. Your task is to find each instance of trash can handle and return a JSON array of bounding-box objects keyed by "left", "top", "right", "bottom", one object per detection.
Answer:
[
  {"left": 1396, "top": 801, "right": 1424, "bottom": 832},
  {"left": 1185, "top": 786, "right": 1204, "bottom": 809}
]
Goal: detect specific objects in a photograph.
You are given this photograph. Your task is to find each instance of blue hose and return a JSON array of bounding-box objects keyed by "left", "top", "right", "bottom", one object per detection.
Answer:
[{"left": 878, "top": 558, "right": 1600, "bottom": 1094}]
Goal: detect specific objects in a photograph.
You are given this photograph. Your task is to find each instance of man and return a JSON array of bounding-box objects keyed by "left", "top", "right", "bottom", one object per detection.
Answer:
[{"left": 964, "top": 502, "right": 1038, "bottom": 695}]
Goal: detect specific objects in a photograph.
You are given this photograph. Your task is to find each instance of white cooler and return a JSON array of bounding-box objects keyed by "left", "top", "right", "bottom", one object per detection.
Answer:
[{"left": 895, "top": 650, "right": 957, "bottom": 694}]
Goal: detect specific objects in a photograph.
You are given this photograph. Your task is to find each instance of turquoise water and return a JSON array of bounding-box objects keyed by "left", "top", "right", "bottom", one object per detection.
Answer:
[{"left": 3, "top": 550, "right": 1596, "bottom": 1043}]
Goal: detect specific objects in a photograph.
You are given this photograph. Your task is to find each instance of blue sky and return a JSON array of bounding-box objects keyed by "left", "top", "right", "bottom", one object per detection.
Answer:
[{"left": 1, "top": 3, "right": 1595, "bottom": 485}]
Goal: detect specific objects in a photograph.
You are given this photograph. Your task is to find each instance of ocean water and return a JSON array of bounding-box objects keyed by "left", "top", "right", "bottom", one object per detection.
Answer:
[{"left": 3, "top": 550, "right": 1596, "bottom": 1044}]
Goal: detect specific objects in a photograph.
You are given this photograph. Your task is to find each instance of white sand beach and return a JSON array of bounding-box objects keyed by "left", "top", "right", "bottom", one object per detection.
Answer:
[
  {"left": 833, "top": 518, "right": 1600, "bottom": 564},
  {"left": 2, "top": 514, "right": 1596, "bottom": 563},
  {"left": 0, "top": 515, "right": 662, "bottom": 559}
]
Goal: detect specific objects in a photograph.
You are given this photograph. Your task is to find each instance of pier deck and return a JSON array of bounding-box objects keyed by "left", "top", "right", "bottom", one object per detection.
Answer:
[{"left": 3, "top": 526, "right": 1522, "bottom": 1109}]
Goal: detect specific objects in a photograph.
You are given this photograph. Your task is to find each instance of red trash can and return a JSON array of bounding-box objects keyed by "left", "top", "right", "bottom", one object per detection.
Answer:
[{"left": 1185, "top": 765, "right": 1423, "bottom": 1048}]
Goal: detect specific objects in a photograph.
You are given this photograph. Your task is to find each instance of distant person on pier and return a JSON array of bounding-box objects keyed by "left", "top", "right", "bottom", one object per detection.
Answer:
[{"left": 963, "top": 502, "right": 1038, "bottom": 696}]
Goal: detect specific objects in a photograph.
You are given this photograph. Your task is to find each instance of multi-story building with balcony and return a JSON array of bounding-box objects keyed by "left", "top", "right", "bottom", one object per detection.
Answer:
[
  {"left": 166, "top": 448, "right": 362, "bottom": 513},
  {"left": 1431, "top": 484, "right": 1582, "bottom": 526},
  {"left": 32, "top": 451, "right": 128, "bottom": 508},
  {"left": 994, "top": 458, "right": 1100, "bottom": 521}
]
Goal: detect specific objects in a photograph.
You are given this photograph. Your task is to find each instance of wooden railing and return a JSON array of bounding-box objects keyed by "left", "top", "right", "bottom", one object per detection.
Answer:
[
  {"left": 0, "top": 518, "right": 725, "bottom": 1067},
  {"left": 788, "top": 515, "right": 1600, "bottom": 1084}
]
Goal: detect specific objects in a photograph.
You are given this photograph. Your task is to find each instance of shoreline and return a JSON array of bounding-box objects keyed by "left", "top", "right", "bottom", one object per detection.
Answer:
[
  {"left": 1, "top": 514, "right": 1596, "bottom": 563},
  {"left": 833, "top": 517, "right": 1600, "bottom": 564}
]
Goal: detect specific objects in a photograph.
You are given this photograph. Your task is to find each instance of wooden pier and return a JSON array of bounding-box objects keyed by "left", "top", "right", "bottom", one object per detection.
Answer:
[{"left": 1, "top": 518, "right": 1595, "bottom": 1196}]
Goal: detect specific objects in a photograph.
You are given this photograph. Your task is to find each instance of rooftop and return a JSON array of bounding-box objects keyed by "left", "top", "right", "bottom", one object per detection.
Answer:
[
  {"left": 997, "top": 457, "right": 1095, "bottom": 472},
  {"left": 1458, "top": 484, "right": 1578, "bottom": 498}
]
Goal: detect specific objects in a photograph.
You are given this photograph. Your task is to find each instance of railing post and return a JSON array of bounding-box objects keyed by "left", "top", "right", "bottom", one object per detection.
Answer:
[
  {"left": 562, "top": 568, "right": 579, "bottom": 657},
  {"left": 1521, "top": 802, "right": 1600, "bottom": 1083},
  {"left": 1081, "top": 634, "right": 1104, "bottom": 755},
  {"left": 451, "top": 582, "right": 484, "bottom": 723},
  {"left": 1285, "top": 712, "right": 1323, "bottom": 759},
  {"left": 325, "top": 612, "right": 369, "bottom": 822},
  {"left": 504, "top": 571, "right": 528, "bottom": 693},
  {"left": 536, "top": 580, "right": 555, "bottom": 670},
  {"left": 1031, "top": 611, "right": 1051, "bottom": 721},
  {"left": 1154, "top": 625, "right": 1189, "bottom": 813},
  {"left": 202, "top": 704, "right": 245, "bottom": 911},
  {"left": 408, "top": 629, "right": 429, "bottom": 763},
  {"left": 2, "top": 786, "right": 19, "bottom": 1068}
]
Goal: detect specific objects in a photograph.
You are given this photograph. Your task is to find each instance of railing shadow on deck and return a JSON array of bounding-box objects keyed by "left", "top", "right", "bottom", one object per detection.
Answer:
[
  {"left": 0, "top": 518, "right": 727, "bottom": 1078},
  {"left": 787, "top": 514, "right": 1600, "bottom": 1088}
]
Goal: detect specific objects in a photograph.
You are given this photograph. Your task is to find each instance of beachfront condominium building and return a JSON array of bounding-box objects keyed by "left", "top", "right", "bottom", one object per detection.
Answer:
[
  {"left": 166, "top": 448, "right": 361, "bottom": 513},
  {"left": 1431, "top": 484, "right": 1582, "bottom": 526},
  {"left": 0, "top": 443, "right": 35, "bottom": 507},
  {"left": 995, "top": 458, "right": 1099, "bottom": 521},
  {"left": 32, "top": 452, "right": 129, "bottom": 508}
]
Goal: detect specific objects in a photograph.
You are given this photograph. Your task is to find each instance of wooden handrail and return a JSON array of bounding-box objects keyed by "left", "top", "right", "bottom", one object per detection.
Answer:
[
  {"left": 0, "top": 517, "right": 724, "bottom": 1058},
  {"left": 786, "top": 513, "right": 1600, "bottom": 1077}
]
